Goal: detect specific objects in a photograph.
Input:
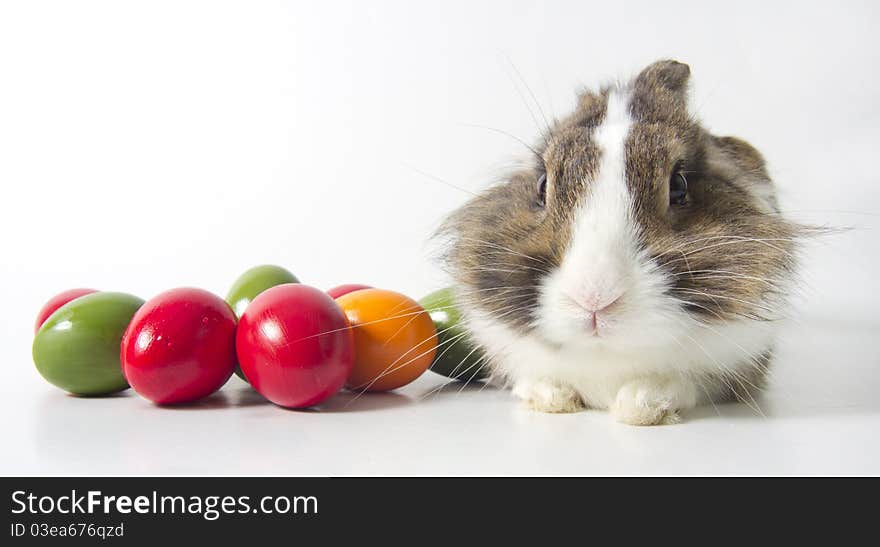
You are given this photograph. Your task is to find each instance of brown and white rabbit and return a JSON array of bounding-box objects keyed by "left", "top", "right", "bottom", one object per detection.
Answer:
[{"left": 440, "top": 60, "right": 802, "bottom": 425}]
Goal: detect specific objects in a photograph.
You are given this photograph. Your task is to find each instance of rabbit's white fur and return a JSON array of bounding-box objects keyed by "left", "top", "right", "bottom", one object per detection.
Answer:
[{"left": 465, "top": 306, "right": 777, "bottom": 425}]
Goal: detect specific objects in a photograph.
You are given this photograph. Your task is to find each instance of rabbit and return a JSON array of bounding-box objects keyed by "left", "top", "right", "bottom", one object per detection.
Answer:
[{"left": 438, "top": 59, "right": 802, "bottom": 425}]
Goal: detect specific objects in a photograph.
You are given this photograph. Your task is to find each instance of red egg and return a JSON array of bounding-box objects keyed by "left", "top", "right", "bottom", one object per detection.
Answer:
[
  {"left": 121, "top": 288, "right": 237, "bottom": 405},
  {"left": 327, "top": 284, "right": 372, "bottom": 299},
  {"left": 34, "top": 288, "right": 98, "bottom": 333},
  {"left": 237, "top": 284, "right": 354, "bottom": 408}
]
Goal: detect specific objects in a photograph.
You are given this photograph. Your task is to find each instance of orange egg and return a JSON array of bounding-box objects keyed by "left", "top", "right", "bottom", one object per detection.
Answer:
[{"left": 335, "top": 288, "right": 437, "bottom": 392}]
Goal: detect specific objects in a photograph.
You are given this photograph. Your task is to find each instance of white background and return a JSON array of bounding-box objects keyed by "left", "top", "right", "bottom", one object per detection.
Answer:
[{"left": 1, "top": 0, "right": 878, "bottom": 475}]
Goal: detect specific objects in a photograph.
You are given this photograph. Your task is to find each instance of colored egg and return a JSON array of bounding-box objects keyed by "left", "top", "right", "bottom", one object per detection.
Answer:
[
  {"left": 420, "top": 287, "right": 488, "bottom": 382},
  {"left": 226, "top": 264, "right": 300, "bottom": 317},
  {"left": 226, "top": 264, "right": 299, "bottom": 381},
  {"left": 236, "top": 284, "right": 354, "bottom": 408},
  {"left": 336, "top": 288, "right": 437, "bottom": 392},
  {"left": 32, "top": 292, "right": 143, "bottom": 396},
  {"left": 327, "top": 284, "right": 372, "bottom": 299},
  {"left": 34, "top": 288, "right": 99, "bottom": 333},
  {"left": 121, "top": 288, "right": 237, "bottom": 405}
]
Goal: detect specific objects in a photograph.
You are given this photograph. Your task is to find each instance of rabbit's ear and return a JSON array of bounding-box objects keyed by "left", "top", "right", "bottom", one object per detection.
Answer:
[
  {"left": 636, "top": 59, "right": 691, "bottom": 95},
  {"left": 706, "top": 135, "right": 780, "bottom": 213},
  {"left": 629, "top": 59, "right": 691, "bottom": 122}
]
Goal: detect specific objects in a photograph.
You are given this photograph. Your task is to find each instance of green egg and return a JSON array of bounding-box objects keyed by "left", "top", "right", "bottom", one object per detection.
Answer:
[
  {"left": 419, "top": 287, "right": 487, "bottom": 382},
  {"left": 226, "top": 265, "right": 300, "bottom": 318},
  {"left": 226, "top": 264, "right": 299, "bottom": 380},
  {"left": 32, "top": 292, "right": 144, "bottom": 396}
]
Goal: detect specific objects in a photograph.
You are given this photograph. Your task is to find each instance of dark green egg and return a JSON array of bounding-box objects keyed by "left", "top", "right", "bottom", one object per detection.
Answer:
[
  {"left": 226, "top": 264, "right": 300, "bottom": 380},
  {"left": 32, "top": 291, "right": 144, "bottom": 396},
  {"left": 419, "top": 287, "right": 487, "bottom": 382}
]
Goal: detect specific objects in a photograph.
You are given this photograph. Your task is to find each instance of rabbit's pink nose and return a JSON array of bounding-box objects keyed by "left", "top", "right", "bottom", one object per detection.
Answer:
[
  {"left": 579, "top": 292, "right": 622, "bottom": 315},
  {"left": 577, "top": 293, "right": 622, "bottom": 336},
  {"left": 592, "top": 295, "right": 621, "bottom": 315}
]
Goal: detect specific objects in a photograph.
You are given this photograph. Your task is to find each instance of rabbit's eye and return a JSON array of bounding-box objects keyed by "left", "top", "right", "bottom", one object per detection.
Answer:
[
  {"left": 536, "top": 173, "right": 547, "bottom": 207},
  {"left": 669, "top": 172, "right": 688, "bottom": 205}
]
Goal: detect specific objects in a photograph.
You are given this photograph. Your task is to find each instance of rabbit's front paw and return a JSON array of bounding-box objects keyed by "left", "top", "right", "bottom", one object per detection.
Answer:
[
  {"left": 513, "top": 380, "right": 585, "bottom": 413},
  {"left": 610, "top": 380, "right": 685, "bottom": 426}
]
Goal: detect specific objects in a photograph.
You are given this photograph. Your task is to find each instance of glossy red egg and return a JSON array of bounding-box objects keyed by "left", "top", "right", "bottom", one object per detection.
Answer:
[
  {"left": 34, "top": 288, "right": 98, "bottom": 333},
  {"left": 121, "top": 288, "right": 237, "bottom": 405},
  {"left": 327, "top": 284, "right": 372, "bottom": 299},
  {"left": 237, "top": 284, "right": 354, "bottom": 408}
]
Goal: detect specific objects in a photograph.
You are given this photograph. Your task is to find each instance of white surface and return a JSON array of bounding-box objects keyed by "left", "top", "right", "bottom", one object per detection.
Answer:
[
  {"left": 4, "top": 311, "right": 880, "bottom": 476},
  {"left": 1, "top": 1, "right": 879, "bottom": 475}
]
